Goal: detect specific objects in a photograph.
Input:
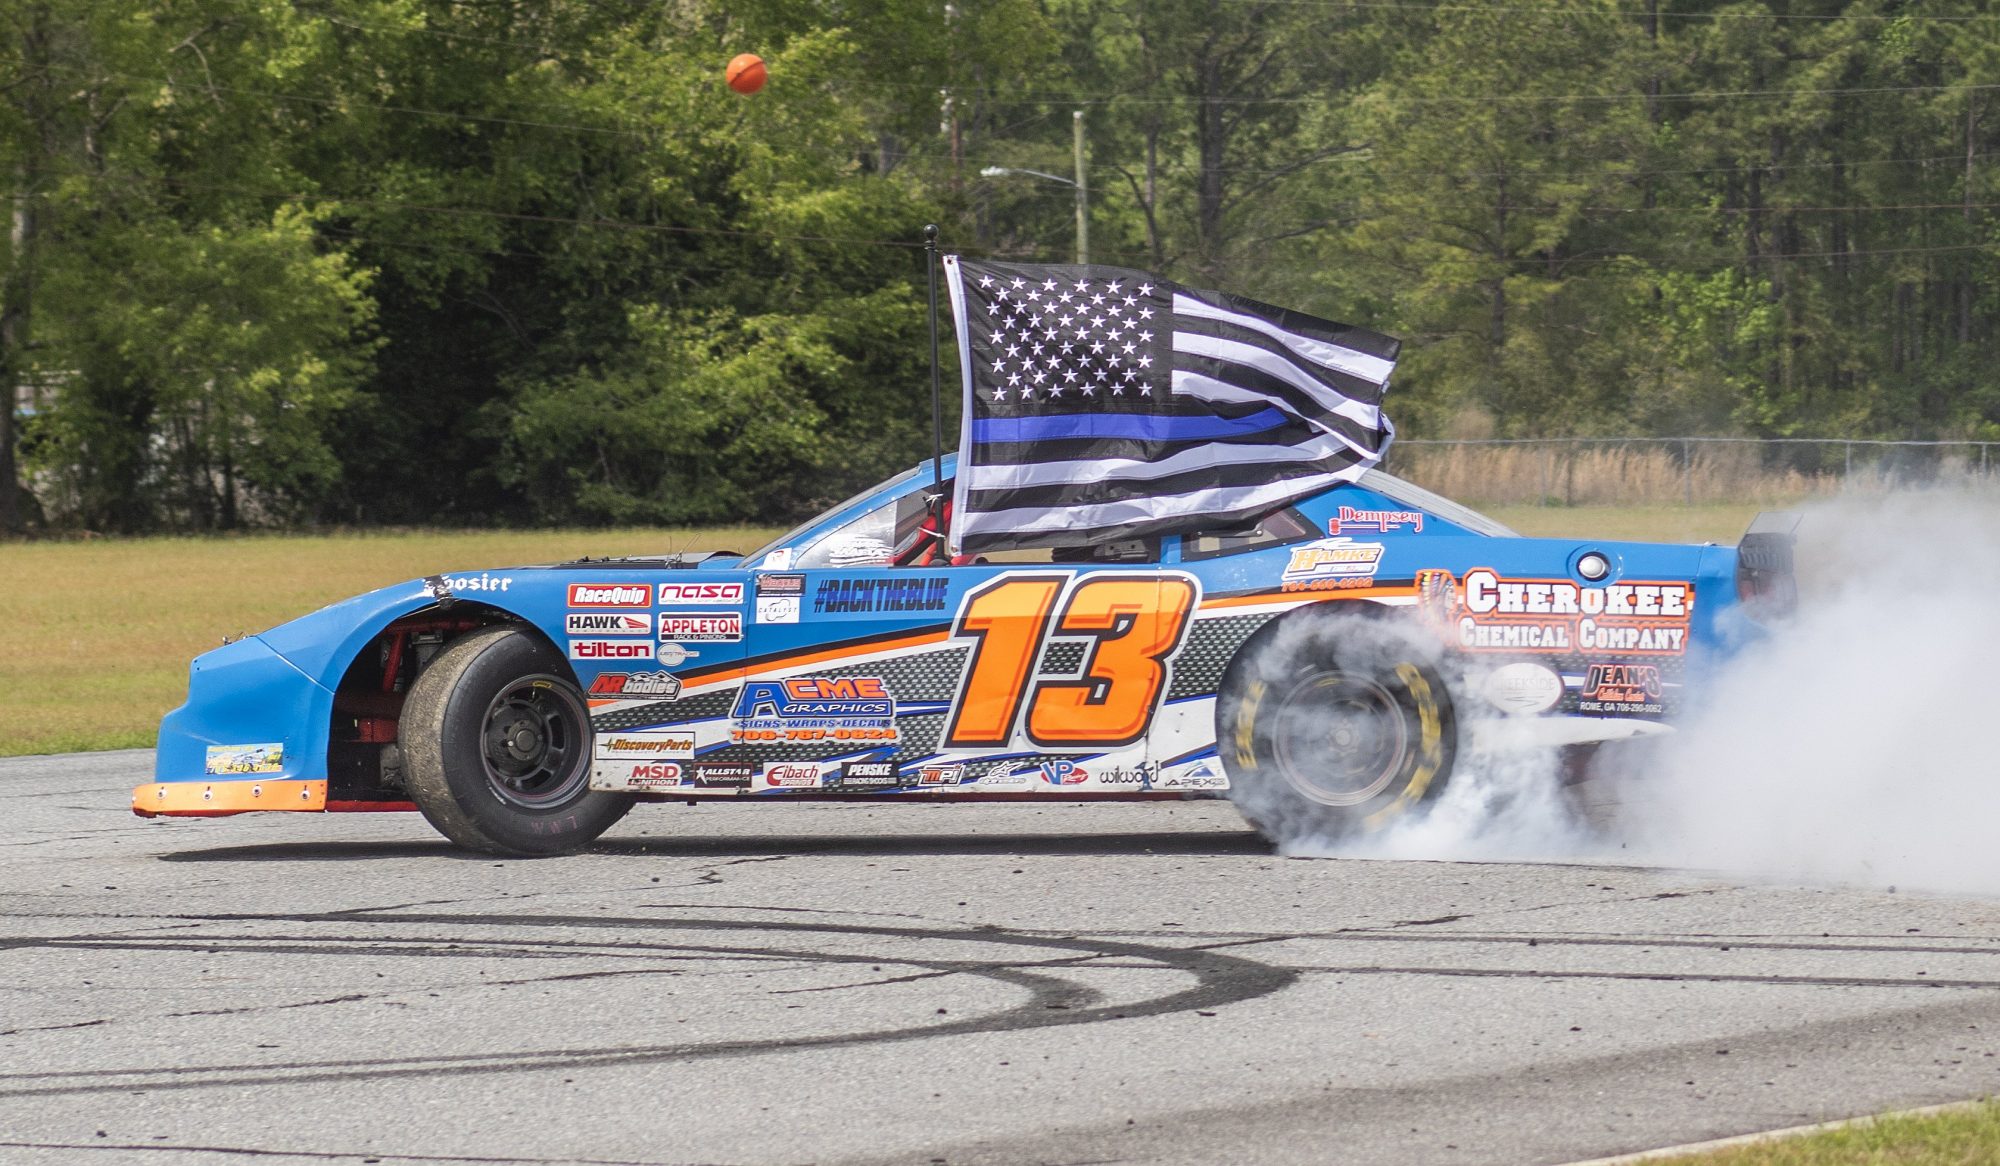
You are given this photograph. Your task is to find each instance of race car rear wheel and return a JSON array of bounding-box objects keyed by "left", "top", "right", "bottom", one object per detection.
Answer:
[
  {"left": 401, "top": 625, "right": 634, "bottom": 856},
  {"left": 1215, "top": 613, "right": 1456, "bottom": 849}
]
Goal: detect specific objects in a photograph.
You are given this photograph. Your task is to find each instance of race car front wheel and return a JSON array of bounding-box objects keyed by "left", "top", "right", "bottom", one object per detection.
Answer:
[
  {"left": 1215, "top": 613, "right": 1456, "bottom": 849},
  {"left": 401, "top": 625, "right": 634, "bottom": 855}
]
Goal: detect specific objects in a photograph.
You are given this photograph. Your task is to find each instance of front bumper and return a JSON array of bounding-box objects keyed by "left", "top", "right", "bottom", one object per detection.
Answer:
[
  {"left": 139, "top": 634, "right": 336, "bottom": 816},
  {"left": 133, "top": 779, "right": 327, "bottom": 817}
]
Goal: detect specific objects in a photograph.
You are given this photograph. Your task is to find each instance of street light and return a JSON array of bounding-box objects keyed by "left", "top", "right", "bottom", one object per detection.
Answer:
[{"left": 977, "top": 110, "right": 1089, "bottom": 265}]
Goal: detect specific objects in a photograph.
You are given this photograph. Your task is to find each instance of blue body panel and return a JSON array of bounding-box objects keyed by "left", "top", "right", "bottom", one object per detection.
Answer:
[{"left": 155, "top": 455, "right": 1760, "bottom": 800}]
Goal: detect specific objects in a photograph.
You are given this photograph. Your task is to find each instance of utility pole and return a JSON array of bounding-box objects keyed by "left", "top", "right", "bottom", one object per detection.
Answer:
[{"left": 1072, "top": 110, "right": 1089, "bottom": 265}]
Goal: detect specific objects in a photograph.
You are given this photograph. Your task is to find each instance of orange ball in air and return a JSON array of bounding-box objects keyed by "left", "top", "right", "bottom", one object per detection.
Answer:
[{"left": 726, "top": 54, "right": 767, "bottom": 94}]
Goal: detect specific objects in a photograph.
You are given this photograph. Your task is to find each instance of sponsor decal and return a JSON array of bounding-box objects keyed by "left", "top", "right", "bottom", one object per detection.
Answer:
[
  {"left": 1280, "top": 537, "right": 1385, "bottom": 592},
  {"left": 731, "top": 677, "right": 898, "bottom": 744},
  {"left": 837, "top": 761, "right": 901, "bottom": 788},
  {"left": 1037, "top": 758, "right": 1091, "bottom": 786},
  {"left": 656, "top": 644, "right": 700, "bottom": 667},
  {"left": 812, "top": 577, "right": 952, "bottom": 615},
  {"left": 606, "top": 761, "right": 685, "bottom": 790},
  {"left": 1427, "top": 568, "right": 1693, "bottom": 656},
  {"left": 916, "top": 763, "right": 965, "bottom": 786},
  {"left": 1464, "top": 570, "right": 1690, "bottom": 619},
  {"left": 570, "top": 639, "right": 655, "bottom": 661},
  {"left": 442, "top": 572, "right": 512, "bottom": 593},
  {"left": 657, "top": 611, "right": 742, "bottom": 642},
  {"left": 1415, "top": 568, "right": 1458, "bottom": 627},
  {"left": 690, "top": 762, "right": 755, "bottom": 788},
  {"left": 755, "top": 573, "right": 805, "bottom": 625},
  {"left": 974, "top": 768, "right": 1032, "bottom": 788},
  {"left": 587, "top": 671, "right": 682, "bottom": 700},
  {"left": 657, "top": 581, "right": 744, "bottom": 605},
  {"left": 597, "top": 734, "right": 696, "bottom": 760},
  {"left": 1579, "top": 662, "right": 1666, "bottom": 715},
  {"left": 1091, "top": 764, "right": 1153, "bottom": 788},
  {"left": 1330, "top": 505, "right": 1424, "bottom": 534},
  {"left": 568, "top": 583, "right": 650, "bottom": 608},
  {"left": 1156, "top": 759, "right": 1229, "bottom": 791},
  {"left": 565, "top": 612, "right": 652, "bottom": 636},
  {"left": 761, "top": 548, "right": 794, "bottom": 570},
  {"left": 1480, "top": 661, "right": 1565, "bottom": 715},
  {"left": 205, "top": 743, "right": 284, "bottom": 775},
  {"left": 759, "top": 762, "right": 827, "bottom": 789}
]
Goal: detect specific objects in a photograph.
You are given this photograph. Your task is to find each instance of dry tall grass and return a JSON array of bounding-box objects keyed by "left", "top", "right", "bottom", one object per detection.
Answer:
[{"left": 1391, "top": 440, "right": 2000, "bottom": 507}]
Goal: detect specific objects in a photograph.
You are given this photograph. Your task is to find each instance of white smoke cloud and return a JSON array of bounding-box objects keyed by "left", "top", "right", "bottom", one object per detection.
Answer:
[
  {"left": 1612, "top": 488, "right": 2000, "bottom": 893},
  {"left": 1286, "top": 718, "right": 1586, "bottom": 862},
  {"left": 1277, "top": 487, "right": 2000, "bottom": 892}
]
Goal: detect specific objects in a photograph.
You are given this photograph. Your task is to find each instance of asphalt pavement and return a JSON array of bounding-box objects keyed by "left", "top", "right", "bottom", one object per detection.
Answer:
[{"left": 6, "top": 750, "right": 2000, "bottom": 1166}]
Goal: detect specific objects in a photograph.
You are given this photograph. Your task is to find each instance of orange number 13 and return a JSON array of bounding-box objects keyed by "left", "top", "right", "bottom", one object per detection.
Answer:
[{"left": 943, "top": 572, "right": 1199, "bottom": 750}]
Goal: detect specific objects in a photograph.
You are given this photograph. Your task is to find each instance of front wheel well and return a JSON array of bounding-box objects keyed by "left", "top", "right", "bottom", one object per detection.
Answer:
[{"left": 326, "top": 604, "right": 562, "bottom": 802}]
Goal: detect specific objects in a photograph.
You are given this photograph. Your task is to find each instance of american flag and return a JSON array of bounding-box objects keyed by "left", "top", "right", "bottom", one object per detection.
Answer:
[{"left": 942, "top": 256, "right": 1399, "bottom": 555}]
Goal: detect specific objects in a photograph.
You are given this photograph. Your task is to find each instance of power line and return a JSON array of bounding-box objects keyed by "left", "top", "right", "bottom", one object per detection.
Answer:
[
  {"left": 1217, "top": 0, "right": 2000, "bottom": 23},
  {"left": 43, "top": 54, "right": 2000, "bottom": 124}
]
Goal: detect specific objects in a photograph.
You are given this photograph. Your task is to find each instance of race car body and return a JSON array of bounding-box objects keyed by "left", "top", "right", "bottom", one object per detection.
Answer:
[{"left": 138, "top": 456, "right": 1792, "bottom": 854}]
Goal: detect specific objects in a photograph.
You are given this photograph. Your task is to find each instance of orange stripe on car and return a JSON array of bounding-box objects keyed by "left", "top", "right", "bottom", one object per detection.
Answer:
[{"left": 1198, "top": 585, "right": 1417, "bottom": 612}]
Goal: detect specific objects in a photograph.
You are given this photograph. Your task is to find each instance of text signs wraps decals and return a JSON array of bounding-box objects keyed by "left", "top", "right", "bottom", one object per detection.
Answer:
[{"left": 732, "top": 677, "right": 897, "bottom": 745}]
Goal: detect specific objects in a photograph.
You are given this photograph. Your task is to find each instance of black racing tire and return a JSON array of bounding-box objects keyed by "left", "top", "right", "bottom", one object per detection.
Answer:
[
  {"left": 401, "top": 625, "right": 635, "bottom": 856},
  {"left": 1215, "top": 612, "right": 1457, "bottom": 849}
]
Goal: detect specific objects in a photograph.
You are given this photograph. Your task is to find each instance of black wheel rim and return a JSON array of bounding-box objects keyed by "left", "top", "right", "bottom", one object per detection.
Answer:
[
  {"left": 479, "top": 676, "right": 590, "bottom": 808},
  {"left": 1271, "top": 671, "right": 1410, "bottom": 807}
]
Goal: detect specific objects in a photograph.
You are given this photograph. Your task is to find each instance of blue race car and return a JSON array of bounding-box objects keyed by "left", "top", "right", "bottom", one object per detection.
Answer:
[{"left": 136, "top": 455, "right": 1794, "bottom": 854}]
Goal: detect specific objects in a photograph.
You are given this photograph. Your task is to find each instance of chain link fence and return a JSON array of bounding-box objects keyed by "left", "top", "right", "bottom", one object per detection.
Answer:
[{"left": 1382, "top": 437, "right": 2000, "bottom": 508}]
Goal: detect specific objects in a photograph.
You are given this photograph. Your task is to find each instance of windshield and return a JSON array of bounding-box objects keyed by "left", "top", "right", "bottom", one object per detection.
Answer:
[
  {"left": 1357, "top": 469, "right": 1518, "bottom": 537},
  {"left": 743, "top": 463, "right": 928, "bottom": 566}
]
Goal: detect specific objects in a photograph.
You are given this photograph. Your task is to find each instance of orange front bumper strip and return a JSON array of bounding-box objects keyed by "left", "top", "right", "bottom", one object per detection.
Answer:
[{"left": 132, "top": 779, "right": 327, "bottom": 817}]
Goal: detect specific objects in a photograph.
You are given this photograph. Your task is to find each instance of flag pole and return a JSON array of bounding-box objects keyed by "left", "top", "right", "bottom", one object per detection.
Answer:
[{"left": 923, "top": 223, "right": 944, "bottom": 490}]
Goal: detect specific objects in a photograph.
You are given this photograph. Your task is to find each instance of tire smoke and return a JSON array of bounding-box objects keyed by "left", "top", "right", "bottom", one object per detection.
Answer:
[
  {"left": 1266, "top": 488, "right": 2000, "bottom": 886},
  {"left": 1280, "top": 717, "right": 1586, "bottom": 861},
  {"left": 1611, "top": 488, "right": 2000, "bottom": 893}
]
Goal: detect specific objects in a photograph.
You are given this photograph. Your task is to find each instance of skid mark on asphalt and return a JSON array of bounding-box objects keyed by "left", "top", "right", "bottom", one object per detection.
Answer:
[
  {"left": 0, "top": 910, "right": 1293, "bottom": 1099},
  {"left": 1291, "top": 964, "right": 2000, "bottom": 990},
  {"left": 1052, "top": 923, "right": 2000, "bottom": 955}
]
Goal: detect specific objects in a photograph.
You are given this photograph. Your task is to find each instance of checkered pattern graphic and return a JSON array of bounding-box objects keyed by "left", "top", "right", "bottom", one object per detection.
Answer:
[
  {"left": 1040, "top": 641, "right": 1085, "bottom": 674},
  {"left": 1166, "top": 614, "right": 1271, "bottom": 699},
  {"left": 591, "top": 691, "right": 737, "bottom": 734}
]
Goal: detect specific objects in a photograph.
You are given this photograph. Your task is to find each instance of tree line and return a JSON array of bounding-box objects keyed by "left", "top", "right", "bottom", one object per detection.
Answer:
[{"left": 2, "top": 0, "right": 1996, "bottom": 534}]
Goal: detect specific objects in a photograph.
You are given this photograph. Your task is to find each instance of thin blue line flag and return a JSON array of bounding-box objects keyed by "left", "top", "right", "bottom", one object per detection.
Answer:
[{"left": 943, "top": 256, "right": 1400, "bottom": 555}]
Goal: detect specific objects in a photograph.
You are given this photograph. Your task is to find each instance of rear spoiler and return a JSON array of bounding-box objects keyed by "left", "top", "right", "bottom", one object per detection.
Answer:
[{"left": 1736, "top": 511, "right": 1800, "bottom": 621}]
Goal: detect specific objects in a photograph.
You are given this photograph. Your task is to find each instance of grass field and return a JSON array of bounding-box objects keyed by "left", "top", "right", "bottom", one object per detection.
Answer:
[
  {"left": 0, "top": 526, "right": 772, "bottom": 757},
  {"left": 1656, "top": 1100, "right": 2000, "bottom": 1164},
  {"left": 0, "top": 503, "right": 1758, "bottom": 758}
]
